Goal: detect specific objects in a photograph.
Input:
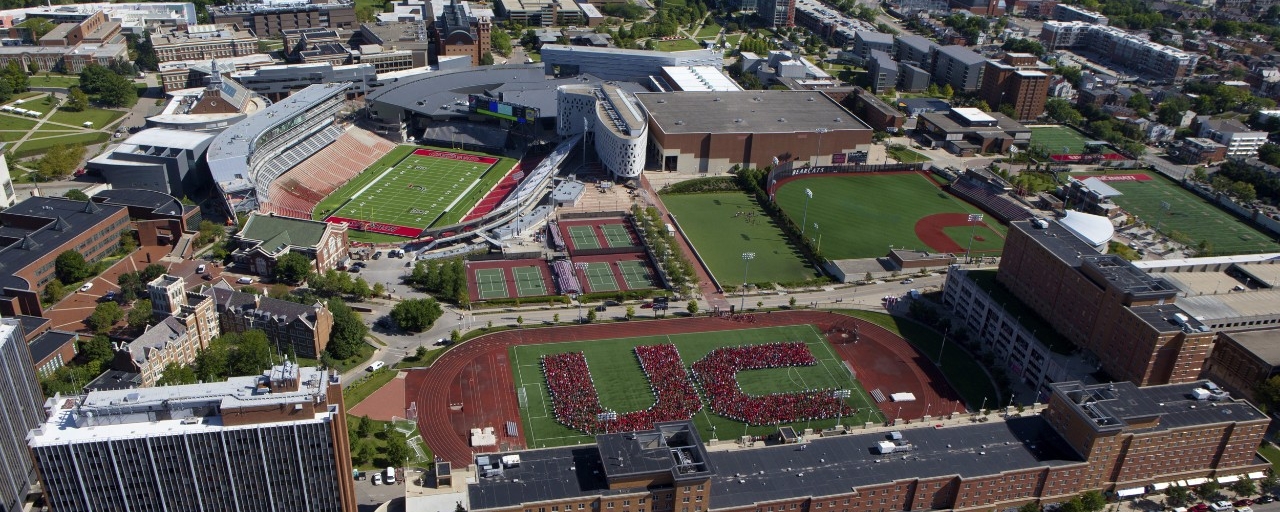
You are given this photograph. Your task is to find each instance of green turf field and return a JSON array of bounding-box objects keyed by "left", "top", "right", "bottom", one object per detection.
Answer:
[
  {"left": 617, "top": 260, "right": 656, "bottom": 289},
  {"left": 512, "top": 266, "right": 548, "bottom": 297},
  {"left": 1030, "top": 126, "right": 1114, "bottom": 155},
  {"left": 567, "top": 225, "right": 601, "bottom": 250},
  {"left": 581, "top": 262, "right": 619, "bottom": 292},
  {"left": 475, "top": 268, "right": 508, "bottom": 299},
  {"left": 313, "top": 146, "right": 515, "bottom": 231},
  {"left": 774, "top": 174, "right": 1005, "bottom": 259},
  {"left": 511, "top": 324, "right": 885, "bottom": 448},
  {"left": 662, "top": 191, "right": 818, "bottom": 285},
  {"left": 1081, "top": 171, "right": 1280, "bottom": 255}
]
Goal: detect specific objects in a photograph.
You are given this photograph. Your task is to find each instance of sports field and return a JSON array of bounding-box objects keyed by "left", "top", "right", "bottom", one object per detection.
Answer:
[
  {"left": 1031, "top": 126, "right": 1094, "bottom": 154},
  {"left": 510, "top": 325, "right": 884, "bottom": 448},
  {"left": 774, "top": 173, "right": 1005, "bottom": 259},
  {"left": 1083, "top": 172, "right": 1280, "bottom": 255},
  {"left": 580, "top": 262, "right": 619, "bottom": 292},
  {"left": 315, "top": 147, "right": 515, "bottom": 237},
  {"left": 662, "top": 191, "right": 818, "bottom": 285},
  {"left": 474, "top": 266, "right": 550, "bottom": 299}
]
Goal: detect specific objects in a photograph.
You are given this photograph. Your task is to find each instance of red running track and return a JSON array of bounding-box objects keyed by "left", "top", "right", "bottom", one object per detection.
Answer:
[{"left": 408, "top": 310, "right": 966, "bottom": 466}]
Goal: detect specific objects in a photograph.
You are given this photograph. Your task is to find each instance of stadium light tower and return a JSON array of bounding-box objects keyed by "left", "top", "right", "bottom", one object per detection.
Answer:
[
  {"left": 740, "top": 252, "right": 755, "bottom": 312},
  {"left": 800, "top": 188, "right": 813, "bottom": 236},
  {"left": 813, "top": 127, "right": 829, "bottom": 167}
]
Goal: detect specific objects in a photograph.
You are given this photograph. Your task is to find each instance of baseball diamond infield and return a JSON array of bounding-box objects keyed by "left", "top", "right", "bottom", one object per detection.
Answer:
[
  {"left": 408, "top": 311, "right": 968, "bottom": 466},
  {"left": 914, "top": 213, "right": 1006, "bottom": 255}
]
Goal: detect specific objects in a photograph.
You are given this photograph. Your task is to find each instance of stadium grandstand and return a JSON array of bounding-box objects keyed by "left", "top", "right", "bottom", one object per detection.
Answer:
[
  {"left": 262, "top": 129, "right": 397, "bottom": 218},
  {"left": 947, "top": 169, "right": 1035, "bottom": 222},
  {"left": 206, "top": 82, "right": 355, "bottom": 218}
]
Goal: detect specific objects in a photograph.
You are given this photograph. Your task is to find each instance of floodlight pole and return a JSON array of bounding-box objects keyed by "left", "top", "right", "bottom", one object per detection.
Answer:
[
  {"left": 964, "top": 214, "right": 983, "bottom": 265},
  {"left": 937, "top": 328, "right": 948, "bottom": 367},
  {"left": 801, "top": 188, "right": 812, "bottom": 236},
  {"left": 813, "top": 128, "right": 828, "bottom": 168},
  {"left": 740, "top": 252, "right": 755, "bottom": 312}
]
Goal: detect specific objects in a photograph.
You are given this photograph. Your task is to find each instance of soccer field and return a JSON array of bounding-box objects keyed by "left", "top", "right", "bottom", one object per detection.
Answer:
[
  {"left": 774, "top": 173, "right": 1005, "bottom": 259},
  {"left": 318, "top": 147, "right": 514, "bottom": 236},
  {"left": 1084, "top": 172, "right": 1280, "bottom": 255},
  {"left": 510, "top": 325, "right": 884, "bottom": 448},
  {"left": 662, "top": 191, "right": 819, "bottom": 285}
]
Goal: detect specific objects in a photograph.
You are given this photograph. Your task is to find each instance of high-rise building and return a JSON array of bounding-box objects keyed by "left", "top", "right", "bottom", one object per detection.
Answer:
[
  {"left": 931, "top": 45, "right": 986, "bottom": 92},
  {"left": 756, "top": 0, "right": 795, "bottom": 27},
  {"left": 980, "top": 53, "right": 1051, "bottom": 121},
  {"left": 433, "top": 0, "right": 492, "bottom": 66},
  {"left": 28, "top": 363, "right": 357, "bottom": 512},
  {"left": 0, "top": 319, "right": 43, "bottom": 512},
  {"left": 0, "top": 149, "right": 13, "bottom": 209}
]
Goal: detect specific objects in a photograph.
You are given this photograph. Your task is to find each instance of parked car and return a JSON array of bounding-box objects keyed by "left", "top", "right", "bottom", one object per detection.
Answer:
[
  {"left": 384, "top": 467, "right": 396, "bottom": 485},
  {"left": 367, "top": 361, "right": 386, "bottom": 372},
  {"left": 196, "top": 264, "right": 206, "bottom": 273},
  {"left": 236, "top": 277, "right": 253, "bottom": 284},
  {"left": 1211, "top": 501, "right": 1234, "bottom": 512},
  {"left": 1189, "top": 504, "right": 1210, "bottom": 512},
  {"left": 79, "top": 282, "right": 93, "bottom": 292},
  {"left": 371, "top": 473, "right": 382, "bottom": 486},
  {"left": 640, "top": 302, "right": 654, "bottom": 309},
  {"left": 1253, "top": 496, "right": 1274, "bottom": 504},
  {"left": 202, "top": 273, "right": 212, "bottom": 281},
  {"left": 1233, "top": 500, "right": 1253, "bottom": 507},
  {"left": 900, "top": 278, "right": 914, "bottom": 284},
  {"left": 100, "top": 291, "right": 116, "bottom": 302},
  {"left": 373, "top": 251, "right": 382, "bottom": 260}
]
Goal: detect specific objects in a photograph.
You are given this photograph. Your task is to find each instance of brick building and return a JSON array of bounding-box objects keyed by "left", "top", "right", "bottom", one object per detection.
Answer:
[
  {"left": 469, "top": 381, "right": 1270, "bottom": 512},
  {"left": 199, "top": 281, "right": 333, "bottom": 359},
  {"left": 231, "top": 212, "right": 349, "bottom": 278},
  {"left": 997, "top": 219, "right": 1216, "bottom": 386},
  {"left": 980, "top": 53, "right": 1051, "bottom": 122},
  {"left": 92, "top": 189, "right": 201, "bottom": 250},
  {"left": 1203, "top": 329, "right": 1280, "bottom": 404},
  {"left": 209, "top": 0, "right": 356, "bottom": 37},
  {"left": 108, "top": 274, "right": 224, "bottom": 387},
  {"left": 151, "top": 23, "right": 259, "bottom": 63},
  {"left": 433, "top": 0, "right": 491, "bottom": 66}
]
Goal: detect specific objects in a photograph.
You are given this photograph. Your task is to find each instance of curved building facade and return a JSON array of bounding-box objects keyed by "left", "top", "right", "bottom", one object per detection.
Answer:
[{"left": 557, "top": 83, "right": 647, "bottom": 179}]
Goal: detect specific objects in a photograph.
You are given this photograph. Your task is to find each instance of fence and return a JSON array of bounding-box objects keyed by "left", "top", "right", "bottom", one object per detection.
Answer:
[{"left": 766, "top": 162, "right": 929, "bottom": 197}]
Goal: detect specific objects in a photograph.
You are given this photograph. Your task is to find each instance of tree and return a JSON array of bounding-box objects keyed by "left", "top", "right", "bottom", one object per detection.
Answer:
[
  {"left": 156, "top": 362, "right": 198, "bottom": 386},
  {"left": 390, "top": 298, "right": 443, "bottom": 332},
  {"left": 491, "top": 30, "right": 512, "bottom": 56},
  {"left": 1261, "top": 472, "right": 1278, "bottom": 495},
  {"left": 357, "top": 415, "right": 373, "bottom": 438},
  {"left": 326, "top": 298, "right": 368, "bottom": 360},
  {"left": 450, "top": 329, "right": 460, "bottom": 344},
  {"left": 585, "top": 308, "right": 597, "bottom": 323},
  {"left": 480, "top": 53, "right": 494, "bottom": 65},
  {"left": 87, "top": 301, "right": 124, "bottom": 334},
  {"left": 1230, "top": 478, "right": 1257, "bottom": 497},
  {"left": 1058, "top": 498, "right": 1084, "bottom": 512},
  {"left": 1156, "top": 96, "right": 1191, "bottom": 126},
  {"left": 228, "top": 330, "right": 272, "bottom": 376},
  {"left": 372, "top": 282, "right": 385, "bottom": 297},
  {"left": 1045, "top": 98, "right": 1083, "bottom": 125},
  {"left": 268, "top": 283, "right": 290, "bottom": 299},
  {"left": 383, "top": 428, "right": 409, "bottom": 467},
  {"left": 1018, "top": 503, "right": 1040, "bottom": 512},
  {"left": 195, "top": 340, "right": 230, "bottom": 382},
  {"left": 351, "top": 277, "right": 372, "bottom": 300},
  {"left": 19, "top": 17, "right": 55, "bottom": 40},
  {"left": 273, "top": 252, "right": 312, "bottom": 285},
  {"left": 80, "top": 334, "right": 114, "bottom": 363},
  {"left": 119, "top": 230, "right": 138, "bottom": 254},
  {"left": 625, "top": 306, "right": 635, "bottom": 320},
  {"left": 43, "top": 279, "right": 67, "bottom": 305},
  {"left": 1079, "top": 490, "right": 1105, "bottom": 512},
  {"left": 687, "top": 300, "right": 699, "bottom": 315},
  {"left": 63, "top": 189, "right": 89, "bottom": 201},
  {"left": 1230, "top": 181, "right": 1257, "bottom": 203},
  {"left": 940, "top": 84, "right": 954, "bottom": 98},
  {"left": 1197, "top": 480, "right": 1221, "bottom": 500},
  {"left": 127, "top": 300, "right": 153, "bottom": 329},
  {"left": 1126, "top": 93, "right": 1152, "bottom": 115},
  {"left": 1166, "top": 486, "right": 1191, "bottom": 507},
  {"left": 355, "top": 5, "right": 379, "bottom": 22}
]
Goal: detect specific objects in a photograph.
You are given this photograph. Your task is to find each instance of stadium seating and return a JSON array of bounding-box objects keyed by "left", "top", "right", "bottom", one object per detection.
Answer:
[
  {"left": 948, "top": 178, "right": 1035, "bottom": 222},
  {"left": 552, "top": 259, "right": 582, "bottom": 294},
  {"left": 262, "top": 127, "right": 397, "bottom": 220},
  {"left": 547, "top": 221, "right": 566, "bottom": 251}
]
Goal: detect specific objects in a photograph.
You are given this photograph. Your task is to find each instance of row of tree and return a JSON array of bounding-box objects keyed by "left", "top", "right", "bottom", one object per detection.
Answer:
[{"left": 405, "top": 258, "right": 468, "bottom": 305}]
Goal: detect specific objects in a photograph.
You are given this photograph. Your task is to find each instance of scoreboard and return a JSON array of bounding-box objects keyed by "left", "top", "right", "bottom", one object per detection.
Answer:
[{"left": 468, "top": 95, "right": 539, "bottom": 124}]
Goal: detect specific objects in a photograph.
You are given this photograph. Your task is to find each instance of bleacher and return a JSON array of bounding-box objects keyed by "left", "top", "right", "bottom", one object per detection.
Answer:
[
  {"left": 547, "top": 221, "right": 566, "bottom": 251},
  {"left": 948, "top": 177, "right": 1035, "bottom": 223},
  {"left": 261, "top": 127, "right": 397, "bottom": 219},
  {"left": 552, "top": 259, "right": 582, "bottom": 295}
]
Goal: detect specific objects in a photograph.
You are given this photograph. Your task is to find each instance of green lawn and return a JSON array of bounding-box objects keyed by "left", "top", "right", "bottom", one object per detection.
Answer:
[
  {"left": 28, "top": 74, "right": 80, "bottom": 89},
  {"left": 1260, "top": 442, "right": 1280, "bottom": 472},
  {"left": 774, "top": 174, "right": 1005, "bottom": 260},
  {"left": 662, "top": 191, "right": 819, "bottom": 285},
  {"left": 13, "top": 132, "right": 108, "bottom": 156},
  {"left": 48, "top": 107, "right": 124, "bottom": 129},
  {"left": 1081, "top": 171, "right": 1280, "bottom": 255},
  {"left": 347, "top": 415, "right": 428, "bottom": 471},
  {"left": 887, "top": 146, "right": 931, "bottom": 163},
  {"left": 695, "top": 23, "right": 723, "bottom": 38},
  {"left": 14, "top": 96, "right": 56, "bottom": 115},
  {"left": 836, "top": 310, "right": 998, "bottom": 410},
  {"left": 0, "top": 115, "right": 37, "bottom": 131},
  {"left": 656, "top": 38, "right": 704, "bottom": 51},
  {"left": 510, "top": 324, "right": 884, "bottom": 449},
  {"left": 1029, "top": 126, "right": 1113, "bottom": 155}
]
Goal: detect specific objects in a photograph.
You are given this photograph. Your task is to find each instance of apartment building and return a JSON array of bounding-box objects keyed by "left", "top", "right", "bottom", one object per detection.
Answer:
[
  {"left": 0, "top": 319, "right": 44, "bottom": 512},
  {"left": 868, "top": 49, "right": 899, "bottom": 93},
  {"left": 932, "top": 45, "right": 986, "bottom": 91},
  {"left": 200, "top": 281, "right": 333, "bottom": 359},
  {"left": 151, "top": 23, "right": 259, "bottom": 63},
  {"left": 980, "top": 53, "right": 1051, "bottom": 121},
  {"left": 1197, "top": 118, "right": 1268, "bottom": 157},
  {"left": 209, "top": 0, "right": 356, "bottom": 37},
  {"left": 1051, "top": 4, "right": 1109, "bottom": 24},
  {"left": 1040, "top": 22, "right": 1199, "bottom": 81}
]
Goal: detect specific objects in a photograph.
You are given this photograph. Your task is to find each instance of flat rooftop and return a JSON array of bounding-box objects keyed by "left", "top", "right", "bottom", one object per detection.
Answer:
[
  {"left": 1221, "top": 330, "right": 1280, "bottom": 366},
  {"left": 1052, "top": 380, "right": 1265, "bottom": 433},
  {"left": 0, "top": 197, "right": 127, "bottom": 293},
  {"left": 1009, "top": 219, "right": 1099, "bottom": 267},
  {"left": 634, "top": 90, "right": 870, "bottom": 134},
  {"left": 1235, "top": 263, "right": 1280, "bottom": 288}
]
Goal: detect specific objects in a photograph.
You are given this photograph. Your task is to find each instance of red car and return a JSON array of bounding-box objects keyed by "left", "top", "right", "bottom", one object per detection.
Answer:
[
  {"left": 1234, "top": 500, "right": 1254, "bottom": 507},
  {"left": 74, "top": 168, "right": 86, "bottom": 177},
  {"left": 1190, "top": 504, "right": 1210, "bottom": 512},
  {"left": 640, "top": 302, "right": 654, "bottom": 309}
]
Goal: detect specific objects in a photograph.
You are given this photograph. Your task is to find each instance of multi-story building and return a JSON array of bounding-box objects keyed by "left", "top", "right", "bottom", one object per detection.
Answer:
[
  {"left": 494, "top": 0, "right": 584, "bottom": 26},
  {"left": 10, "top": 3, "right": 198, "bottom": 34},
  {"left": 540, "top": 44, "right": 723, "bottom": 82},
  {"left": 0, "top": 319, "right": 44, "bottom": 512},
  {"left": 137, "top": 274, "right": 220, "bottom": 371},
  {"left": 756, "top": 0, "right": 795, "bottom": 27},
  {"left": 793, "top": 0, "right": 861, "bottom": 46},
  {"left": 0, "top": 196, "right": 130, "bottom": 317},
  {"left": 199, "top": 281, "right": 334, "bottom": 359},
  {"left": 1051, "top": 4, "right": 1108, "bottom": 24},
  {"left": 37, "top": 11, "right": 121, "bottom": 46},
  {"left": 433, "top": 0, "right": 491, "bottom": 66},
  {"left": 156, "top": 53, "right": 274, "bottom": 92},
  {"left": 868, "top": 49, "right": 899, "bottom": 93},
  {"left": 997, "top": 218, "right": 1216, "bottom": 386},
  {"left": 231, "top": 212, "right": 350, "bottom": 277},
  {"left": 1039, "top": 22, "right": 1199, "bottom": 81},
  {"left": 469, "top": 381, "right": 1271, "bottom": 512},
  {"left": 894, "top": 34, "right": 937, "bottom": 67},
  {"left": 209, "top": 0, "right": 356, "bottom": 37},
  {"left": 949, "top": 0, "right": 1003, "bottom": 15},
  {"left": 932, "top": 45, "right": 986, "bottom": 91},
  {"left": 1204, "top": 329, "right": 1280, "bottom": 404},
  {"left": 27, "top": 363, "right": 357, "bottom": 512},
  {"left": 151, "top": 23, "right": 260, "bottom": 63},
  {"left": 231, "top": 62, "right": 378, "bottom": 100},
  {"left": 1168, "top": 137, "right": 1228, "bottom": 164},
  {"left": 357, "top": 21, "right": 430, "bottom": 69},
  {"left": 0, "top": 149, "right": 12, "bottom": 209},
  {"left": 851, "top": 30, "right": 894, "bottom": 64},
  {"left": 900, "top": 62, "right": 932, "bottom": 92},
  {"left": 557, "top": 83, "right": 648, "bottom": 180},
  {"left": 1196, "top": 118, "right": 1268, "bottom": 157},
  {"left": 980, "top": 53, "right": 1051, "bottom": 121},
  {"left": 112, "top": 315, "right": 205, "bottom": 386}
]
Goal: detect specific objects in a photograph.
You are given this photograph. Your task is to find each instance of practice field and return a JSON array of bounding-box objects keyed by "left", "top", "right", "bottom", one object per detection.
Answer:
[
  {"left": 662, "top": 191, "right": 818, "bottom": 285},
  {"left": 319, "top": 148, "right": 514, "bottom": 237},
  {"left": 1030, "top": 126, "right": 1113, "bottom": 155},
  {"left": 466, "top": 259, "right": 558, "bottom": 301},
  {"left": 774, "top": 173, "right": 1005, "bottom": 259},
  {"left": 1082, "top": 172, "right": 1280, "bottom": 255},
  {"left": 510, "top": 325, "right": 885, "bottom": 448}
]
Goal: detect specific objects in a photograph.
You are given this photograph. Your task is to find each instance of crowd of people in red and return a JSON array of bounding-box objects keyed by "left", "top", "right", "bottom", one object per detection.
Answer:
[
  {"left": 691, "top": 342, "right": 855, "bottom": 425},
  {"left": 542, "top": 344, "right": 702, "bottom": 434}
]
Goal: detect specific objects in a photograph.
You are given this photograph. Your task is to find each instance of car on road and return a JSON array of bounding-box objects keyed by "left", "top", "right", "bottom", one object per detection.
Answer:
[
  {"left": 100, "top": 291, "right": 116, "bottom": 302},
  {"left": 349, "top": 266, "right": 361, "bottom": 273},
  {"left": 1254, "top": 496, "right": 1274, "bottom": 504},
  {"left": 236, "top": 277, "right": 253, "bottom": 284},
  {"left": 640, "top": 302, "right": 653, "bottom": 309},
  {"left": 900, "top": 278, "right": 914, "bottom": 284},
  {"left": 202, "top": 273, "right": 212, "bottom": 281},
  {"left": 79, "top": 282, "right": 93, "bottom": 292},
  {"left": 367, "top": 361, "right": 386, "bottom": 372}
]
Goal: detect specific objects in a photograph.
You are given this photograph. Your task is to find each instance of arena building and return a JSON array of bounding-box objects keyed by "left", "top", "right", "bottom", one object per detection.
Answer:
[
  {"left": 633, "top": 90, "right": 873, "bottom": 173},
  {"left": 540, "top": 44, "right": 724, "bottom": 82},
  {"left": 557, "top": 83, "right": 648, "bottom": 179},
  {"left": 206, "top": 81, "right": 351, "bottom": 216}
]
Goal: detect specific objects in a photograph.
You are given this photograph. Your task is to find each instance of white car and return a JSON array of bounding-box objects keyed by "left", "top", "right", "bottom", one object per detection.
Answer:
[
  {"left": 79, "top": 282, "right": 93, "bottom": 292},
  {"left": 384, "top": 467, "right": 397, "bottom": 485},
  {"left": 367, "top": 361, "right": 386, "bottom": 372},
  {"left": 196, "top": 264, "right": 206, "bottom": 273},
  {"left": 236, "top": 277, "right": 253, "bottom": 284},
  {"left": 371, "top": 473, "right": 382, "bottom": 486}
]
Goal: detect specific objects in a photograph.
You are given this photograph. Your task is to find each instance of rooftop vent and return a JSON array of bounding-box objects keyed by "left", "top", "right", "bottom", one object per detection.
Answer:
[{"left": 734, "top": 118, "right": 743, "bottom": 123}]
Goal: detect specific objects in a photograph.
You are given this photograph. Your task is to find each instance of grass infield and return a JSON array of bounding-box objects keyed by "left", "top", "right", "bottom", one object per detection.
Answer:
[
  {"left": 662, "top": 191, "right": 818, "bottom": 285},
  {"left": 1082, "top": 171, "right": 1280, "bottom": 255},
  {"left": 510, "top": 325, "right": 885, "bottom": 448},
  {"left": 774, "top": 174, "right": 1005, "bottom": 260}
]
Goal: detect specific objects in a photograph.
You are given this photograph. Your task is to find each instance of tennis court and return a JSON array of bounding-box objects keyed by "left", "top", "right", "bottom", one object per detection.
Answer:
[
  {"left": 567, "top": 225, "right": 601, "bottom": 250},
  {"left": 617, "top": 260, "right": 656, "bottom": 289},
  {"left": 475, "top": 268, "right": 509, "bottom": 300},
  {"left": 513, "top": 266, "right": 549, "bottom": 297},
  {"left": 581, "top": 262, "right": 619, "bottom": 292},
  {"left": 600, "top": 224, "right": 636, "bottom": 248}
]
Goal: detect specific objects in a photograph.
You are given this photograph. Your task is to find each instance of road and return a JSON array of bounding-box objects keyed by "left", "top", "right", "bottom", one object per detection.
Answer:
[{"left": 338, "top": 256, "right": 954, "bottom": 385}]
